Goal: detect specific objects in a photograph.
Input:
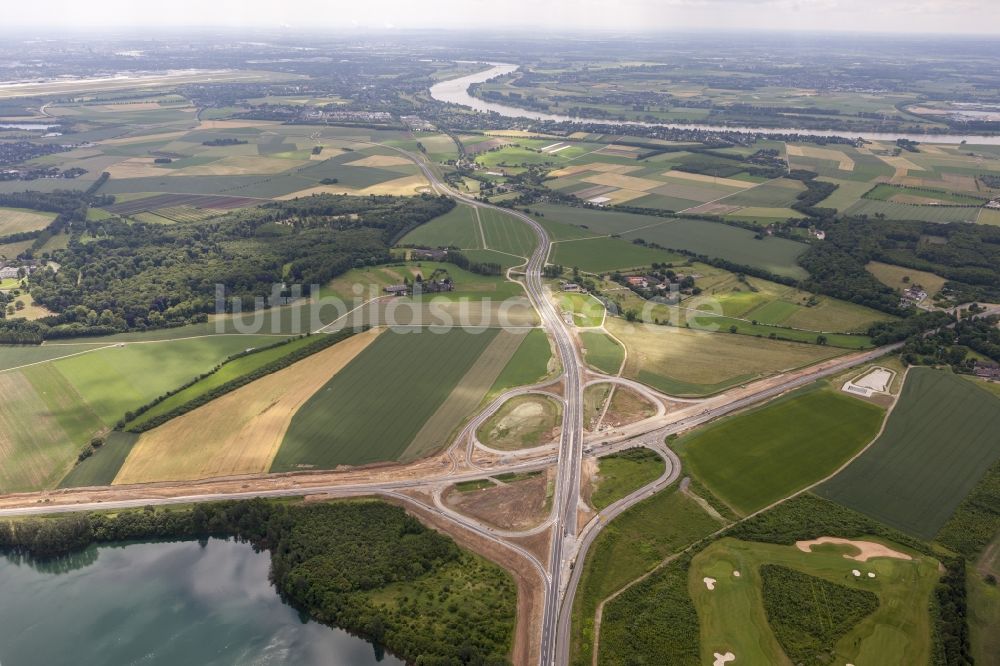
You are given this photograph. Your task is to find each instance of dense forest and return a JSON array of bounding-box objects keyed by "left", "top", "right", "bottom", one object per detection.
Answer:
[
  {"left": 902, "top": 314, "right": 1000, "bottom": 369},
  {"left": 2, "top": 193, "right": 453, "bottom": 342},
  {"left": 0, "top": 499, "right": 515, "bottom": 666},
  {"left": 801, "top": 216, "right": 1000, "bottom": 313}
]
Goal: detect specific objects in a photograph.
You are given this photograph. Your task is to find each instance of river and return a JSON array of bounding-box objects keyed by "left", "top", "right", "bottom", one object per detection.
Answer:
[
  {"left": 0, "top": 123, "right": 58, "bottom": 130},
  {"left": 0, "top": 538, "right": 402, "bottom": 666},
  {"left": 429, "top": 63, "right": 1000, "bottom": 146}
]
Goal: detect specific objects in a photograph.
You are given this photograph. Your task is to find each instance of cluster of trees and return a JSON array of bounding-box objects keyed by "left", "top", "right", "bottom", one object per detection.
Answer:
[
  {"left": 787, "top": 169, "right": 838, "bottom": 220},
  {"left": 21, "top": 194, "right": 452, "bottom": 338},
  {"left": 0, "top": 499, "right": 515, "bottom": 665},
  {"left": 122, "top": 328, "right": 360, "bottom": 432},
  {"left": 760, "top": 564, "right": 879, "bottom": 665},
  {"left": 901, "top": 314, "right": 1000, "bottom": 369},
  {"left": 803, "top": 216, "right": 1000, "bottom": 312},
  {"left": 445, "top": 250, "right": 502, "bottom": 276},
  {"left": 0, "top": 185, "right": 111, "bottom": 246},
  {"left": 866, "top": 310, "right": 954, "bottom": 346},
  {"left": 935, "top": 458, "right": 1000, "bottom": 561}
]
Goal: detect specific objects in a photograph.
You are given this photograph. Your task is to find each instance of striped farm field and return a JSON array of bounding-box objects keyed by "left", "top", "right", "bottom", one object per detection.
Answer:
[
  {"left": 113, "top": 329, "right": 382, "bottom": 484},
  {"left": 272, "top": 327, "right": 502, "bottom": 470},
  {"left": 677, "top": 384, "right": 885, "bottom": 515},
  {"left": 400, "top": 203, "right": 483, "bottom": 249},
  {"left": 817, "top": 368, "right": 1000, "bottom": 538}
]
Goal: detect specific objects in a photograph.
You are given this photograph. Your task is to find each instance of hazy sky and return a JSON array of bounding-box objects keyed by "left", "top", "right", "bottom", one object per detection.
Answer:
[{"left": 4, "top": 0, "right": 1000, "bottom": 35}]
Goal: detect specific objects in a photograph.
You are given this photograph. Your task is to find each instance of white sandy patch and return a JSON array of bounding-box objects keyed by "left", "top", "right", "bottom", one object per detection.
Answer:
[
  {"left": 713, "top": 652, "right": 736, "bottom": 666},
  {"left": 703, "top": 577, "right": 717, "bottom": 590},
  {"left": 868, "top": 572, "right": 876, "bottom": 578},
  {"left": 852, "top": 569, "right": 862, "bottom": 577},
  {"left": 796, "top": 537, "right": 913, "bottom": 562},
  {"left": 733, "top": 571, "right": 741, "bottom": 578}
]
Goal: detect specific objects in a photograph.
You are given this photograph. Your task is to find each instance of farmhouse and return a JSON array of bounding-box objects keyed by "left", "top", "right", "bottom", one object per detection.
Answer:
[
  {"left": 561, "top": 282, "right": 581, "bottom": 292},
  {"left": 973, "top": 362, "right": 1000, "bottom": 380},
  {"left": 412, "top": 279, "right": 454, "bottom": 295},
  {"left": 626, "top": 276, "right": 648, "bottom": 288},
  {"left": 0, "top": 266, "right": 19, "bottom": 280},
  {"left": 410, "top": 248, "right": 448, "bottom": 261},
  {"left": 384, "top": 284, "right": 409, "bottom": 296},
  {"left": 900, "top": 286, "right": 927, "bottom": 306}
]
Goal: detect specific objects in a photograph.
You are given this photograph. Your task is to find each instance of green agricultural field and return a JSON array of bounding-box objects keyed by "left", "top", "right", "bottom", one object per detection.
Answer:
[
  {"left": 590, "top": 448, "right": 666, "bottom": 510},
  {"left": 549, "top": 236, "right": 684, "bottom": 273},
  {"left": 846, "top": 198, "right": 981, "bottom": 223},
  {"left": 399, "top": 203, "right": 482, "bottom": 249},
  {"left": 58, "top": 431, "right": 139, "bottom": 488},
  {"left": 689, "top": 537, "right": 938, "bottom": 666},
  {"left": 536, "top": 203, "right": 809, "bottom": 278},
  {"left": 52, "top": 334, "right": 279, "bottom": 425},
  {"left": 620, "top": 218, "right": 808, "bottom": 279},
  {"left": 0, "top": 343, "right": 113, "bottom": 372},
  {"left": 273, "top": 328, "right": 499, "bottom": 469},
  {"left": 864, "top": 183, "right": 985, "bottom": 205},
  {"left": 125, "top": 335, "right": 317, "bottom": 429},
  {"left": 580, "top": 331, "right": 625, "bottom": 374},
  {"left": 571, "top": 485, "right": 724, "bottom": 666},
  {"left": 677, "top": 384, "right": 885, "bottom": 515},
  {"left": 488, "top": 329, "right": 553, "bottom": 395},
  {"left": 0, "top": 364, "right": 104, "bottom": 493},
  {"left": 478, "top": 207, "right": 538, "bottom": 257},
  {"left": 817, "top": 368, "right": 1000, "bottom": 538}
]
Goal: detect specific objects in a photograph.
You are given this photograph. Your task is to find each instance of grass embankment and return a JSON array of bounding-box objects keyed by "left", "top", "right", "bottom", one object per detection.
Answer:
[
  {"left": 570, "top": 485, "right": 723, "bottom": 665},
  {"left": 477, "top": 394, "right": 562, "bottom": 451},
  {"left": 590, "top": 448, "right": 665, "bottom": 510},
  {"left": 580, "top": 331, "right": 624, "bottom": 374}
]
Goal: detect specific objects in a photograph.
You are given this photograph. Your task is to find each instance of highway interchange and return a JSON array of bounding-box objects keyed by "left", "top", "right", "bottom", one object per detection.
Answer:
[{"left": 0, "top": 142, "right": 917, "bottom": 666}]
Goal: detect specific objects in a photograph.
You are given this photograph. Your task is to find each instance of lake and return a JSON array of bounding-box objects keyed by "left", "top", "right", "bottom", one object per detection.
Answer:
[
  {"left": 0, "top": 538, "right": 402, "bottom": 666},
  {"left": 430, "top": 62, "right": 1000, "bottom": 146}
]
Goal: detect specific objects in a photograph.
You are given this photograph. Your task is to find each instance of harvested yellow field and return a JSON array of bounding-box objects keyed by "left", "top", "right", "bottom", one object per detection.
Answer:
[
  {"left": 102, "top": 130, "right": 191, "bottom": 146},
  {"left": 113, "top": 328, "right": 383, "bottom": 484},
  {"left": 787, "top": 144, "right": 855, "bottom": 171},
  {"left": 0, "top": 207, "right": 56, "bottom": 235},
  {"left": 582, "top": 172, "right": 662, "bottom": 192},
  {"left": 345, "top": 154, "right": 414, "bottom": 168},
  {"left": 602, "top": 188, "right": 649, "bottom": 205},
  {"left": 548, "top": 162, "right": 643, "bottom": 178},
  {"left": 660, "top": 170, "right": 755, "bottom": 189},
  {"left": 90, "top": 102, "right": 167, "bottom": 112},
  {"left": 178, "top": 155, "right": 308, "bottom": 176},
  {"left": 866, "top": 261, "right": 947, "bottom": 297},
  {"left": 977, "top": 208, "right": 1000, "bottom": 226},
  {"left": 607, "top": 317, "right": 841, "bottom": 392},
  {"left": 877, "top": 154, "right": 926, "bottom": 180},
  {"left": 197, "top": 119, "right": 281, "bottom": 130},
  {"left": 105, "top": 157, "right": 171, "bottom": 179},
  {"left": 281, "top": 174, "right": 431, "bottom": 199},
  {"left": 401, "top": 330, "right": 524, "bottom": 461}
]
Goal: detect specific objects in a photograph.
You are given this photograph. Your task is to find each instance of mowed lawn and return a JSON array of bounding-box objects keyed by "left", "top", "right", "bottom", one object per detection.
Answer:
[
  {"left": 273, "top": 328, "right": 500, "bottom": 469},
  {"left": 679, "top": 385, "right": 885, "bottom": 515},
  {"left": 817, "top": 368, "right": 1000, "bottom": 539},
  {"left": 689, "top": 537, "right": 938, "bottom": 666}
]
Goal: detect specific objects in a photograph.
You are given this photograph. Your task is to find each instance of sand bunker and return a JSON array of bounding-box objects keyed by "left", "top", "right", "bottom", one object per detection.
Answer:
[
  {"left": 733, "top": 571, "right": 741, "bottom": 578},
  {"left": 852, "top": 569, "right": 861, "bottom": 577},
  {"left": 796, "top": 537, "right": 913, "bottom": 562},
  {"left": 703, "top": 577, "right": 717, "bottom": 590},
  {"left": 713, "top": 652, "right": 736, "bottom": 666}
]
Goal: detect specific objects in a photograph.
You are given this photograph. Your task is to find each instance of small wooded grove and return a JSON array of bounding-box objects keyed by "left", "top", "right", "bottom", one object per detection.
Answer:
[
  {"left": 0, "top": 193, "right": 453, "bottom": 342},
  {"left": 0, "top": 499, "right": 515, "bottom": 666}
]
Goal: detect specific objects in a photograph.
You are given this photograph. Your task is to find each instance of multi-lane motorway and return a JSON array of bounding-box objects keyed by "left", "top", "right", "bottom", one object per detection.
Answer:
[{"left": 0, "top": 142, "right": 922, "bottom": 666}]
